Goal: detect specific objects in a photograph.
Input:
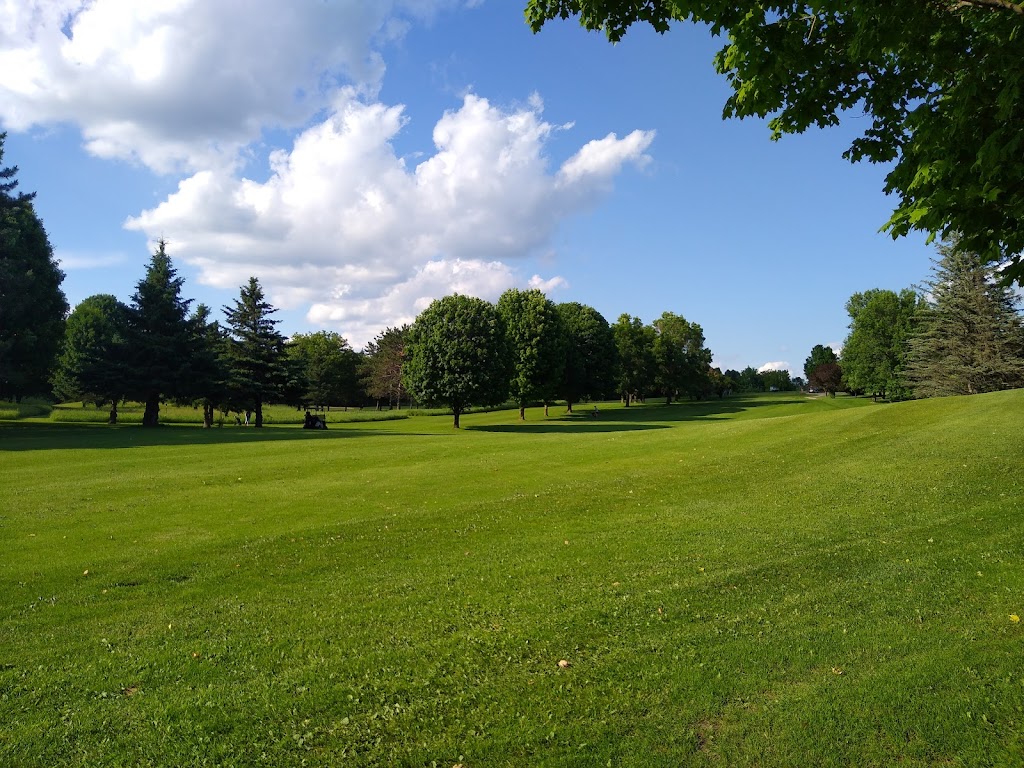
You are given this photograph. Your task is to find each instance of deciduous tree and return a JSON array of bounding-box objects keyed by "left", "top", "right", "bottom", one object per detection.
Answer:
[
  {"left": 525, "top": 1, "right": 1024, "bottom": 283},
  {"left": 403, "top": 294, "right": 510, "bottom": 428},
  {"left": 289, "top": 331, "right": 363, "bottom": 409},
  {"left": 497, "top": 288, "right": 566, "bottom": 419},
  {"left": 52, "top": 294, "right": 130, "bottom": 423},
  {"left": 809, "top": 362, "right": 844, "bottom": 397},
  {"left": 612, "top": 314, "right": 655, "bottom": 405},
  {"left": 841, "top": 288, "right": 922, "bottom": 400},
  {"left": 555, "top": 302, "right": 617, "bottom": 412},
  {"left": 652, "top": 311, "right": 712, "bottom": 403},
  {"left": 804, "top": 345, "right": 839, "bottom": 381}
]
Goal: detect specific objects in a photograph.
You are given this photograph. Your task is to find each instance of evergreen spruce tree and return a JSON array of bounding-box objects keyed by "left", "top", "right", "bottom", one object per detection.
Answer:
[
  {"left": 0, "top": 132, "right": 68, "bottom": 400},
  {"left": 127, "top": 240, "right": 196, "bottom": 427},
  {"left": 906, "top": 243, "right": 1024, "bottom": 397},
  {"left": 222, "top": 277, "right": 290, "bottom": 428},
  {"left": 188, "top": 303, "right": 230, "bottom": 428}
]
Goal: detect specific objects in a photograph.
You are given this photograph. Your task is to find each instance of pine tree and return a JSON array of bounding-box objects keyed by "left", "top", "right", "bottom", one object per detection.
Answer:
[
  {"left": 361, "top": 326, "right": 409, "bottom": 410},
  {"left": 222, "top": 277, "right": 290, "bottom": 428},
  {"left": 906, "top": 243, "right": 1024, "bottom": 397},
  {"left": 0, "top": 132, "right": 68, "bottom": 400},
  {"left": 127, "top": 240, "right": 196, "bottom": 427}
]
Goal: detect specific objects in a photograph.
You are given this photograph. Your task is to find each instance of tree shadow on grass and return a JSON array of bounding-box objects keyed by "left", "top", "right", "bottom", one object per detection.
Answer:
[
  {"left": 469, "top": 421, "right": 671, "bottom": 434},
  {"left": 468, "top": 395, "right": 811, "bottom": 433},
  {"left": 0, "top": 421, "right": 402, "bottom": 452}
]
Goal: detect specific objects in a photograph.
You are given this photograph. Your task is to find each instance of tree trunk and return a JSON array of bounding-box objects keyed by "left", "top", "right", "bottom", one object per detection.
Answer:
[
  {"left": 203, "top": 402, "right": 214, "bottom": 428},
  {"left": 108, "top": 401, "right": 118, "bottom": 425},
  {"left": 623, "top": 391, "right": 631, "bottom": 407},
  {"left": 544, "top": 403, "right": 549, "bottom": 416},
  {"left": 255, "top": 398, "right": 264, "bottom": 428},
  {"left": 142, "top": 393, "right": 160, "bottom": 427},
  {"left": 665, "top": 393, "right": 673, "bottom": 405},
  {"left": 519, "top": 404, "right": 526, "bottom": 420},
  {"left": 566, "top": 400, "right": 574, "bottom": 413},
  {"left": 453, "top": 407, "right": 461, "bottom": 429}
]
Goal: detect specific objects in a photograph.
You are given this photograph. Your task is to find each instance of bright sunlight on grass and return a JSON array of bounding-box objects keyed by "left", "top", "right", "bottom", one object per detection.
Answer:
[{"left": 1, "top": 391, "right": 1022, "bottom": 766}]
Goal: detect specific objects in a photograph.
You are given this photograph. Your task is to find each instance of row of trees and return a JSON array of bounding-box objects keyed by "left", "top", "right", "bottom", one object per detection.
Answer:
[
  {"left": 54, "top": 244, "right": 414, "bottom": 427},
  {"left": 402, "top": 290, "right": 716, "bottom": 427},
  {"left": 804, "top": 241, "right": 1024, "bottom": 400},
  {"left": 52, "top": 252, "right": 720, "bottom": 429}
]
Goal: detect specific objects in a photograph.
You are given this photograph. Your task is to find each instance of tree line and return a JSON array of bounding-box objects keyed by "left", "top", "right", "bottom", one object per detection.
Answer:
[
  {"left": 804, "top": 240, "right": 1024, "bottom": 400},
  {"left": 51, "top": 241, "right": 723, "bottom": 428}
]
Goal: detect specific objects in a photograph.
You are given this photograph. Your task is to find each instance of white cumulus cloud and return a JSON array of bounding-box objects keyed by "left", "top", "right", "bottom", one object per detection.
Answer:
[
  {"left": 757, "top": 361, "right": 791, "bottom": 374},
  {"left": 0, "top": 0, "right": 466, "bottom": 171},
  {"left": 126, "top": 91, "right": 654, "bottom": 347}
]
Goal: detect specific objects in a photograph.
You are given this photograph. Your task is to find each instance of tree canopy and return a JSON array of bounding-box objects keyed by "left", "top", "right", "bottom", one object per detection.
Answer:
[
  {"left": 612, "top": 314, "right": 656, "bottom": 405},
  {"left": 651, "top": 311, "right": 712, "bottom": 403},
  {"left": 905, "top": 242, "right": 1024, "bottom": 396},
  {"left": 525, "top": 1, "right": 1024, "bottom": 283},
  {"left": 497, "top": 288, "right": 566, "bottom": 419},
  {"left": 289, "top": 331, "right": 362, "bottom": 409},
  {"left": 841, "top": 288, "right": 921, "bottom": 400},
  {"left": 52, "top": 294, "right": 130, "bottom": 423},
  {"left": 0, "top": 132, "right": 68, "bottom": 401},
  {"left": 403, "top": 294, "right": 510, "bottom": 428},
  {"left": 804, "top": 345, "right": 839, "bottom": 381},
  {"left": 555, "top": 302, "right": 617, "bottom": 412}
]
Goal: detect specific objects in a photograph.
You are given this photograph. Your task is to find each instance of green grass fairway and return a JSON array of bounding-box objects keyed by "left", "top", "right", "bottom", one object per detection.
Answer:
[{"left": 2, "top": 392, "right": 1023, "bottom": 766}]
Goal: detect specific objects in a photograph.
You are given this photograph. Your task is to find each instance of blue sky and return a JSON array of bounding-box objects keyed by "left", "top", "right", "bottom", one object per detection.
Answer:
[{"left": 1, "top": 1, "right": 936, "bottom": 376}]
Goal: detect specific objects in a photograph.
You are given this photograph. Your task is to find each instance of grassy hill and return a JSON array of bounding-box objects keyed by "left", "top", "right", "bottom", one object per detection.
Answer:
[{"left": 1, "top": 392, "right": 1022, "bottom": 766}]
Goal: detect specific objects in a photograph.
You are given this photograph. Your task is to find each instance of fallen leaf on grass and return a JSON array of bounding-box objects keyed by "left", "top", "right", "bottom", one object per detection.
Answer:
[
  {"left": 831, "top": 667, "right": 844, "bottom": 676},
  {"left": 558, "top": 659, "right": 571, "bottom": 669},
  {"left": 1011, "top": 615, "right": 1020, "bottom": 623},
  {"left": 122, "top": 686, "right": 138, "bottom": 697}
]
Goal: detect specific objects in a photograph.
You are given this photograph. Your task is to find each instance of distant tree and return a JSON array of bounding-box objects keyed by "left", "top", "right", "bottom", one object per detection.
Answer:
[
  {"left": 361, "top": 325, "right": 409, "bottom": 410},
  {"left": 804, "top": 345, "right": 839, "bottom": 381},
  {"left": 906, "top": 243, "right": 1024, "bottom": 397},
  {"left": 707, "top": 367, "right": 733, "bottom": 398},
  {"left": 52, "top": 294, "right": 130, "bottom": 423},
  {"left": 612, "top": 314, "right": 655, "bottom": 406},
  {"left": 403, "top": 294, "right": 510, "bottom": 428},
  {"left": 125, "top": 240, "right": 198, "bottom": 427},
  {"left": 0, "top": 133, "right": 68, "bottom": 401},
  {"left": 188, "top": 303, "right": 230, "bottom": 428},
  {"left": 760, "top": 368, "right": 794, "bottom": 392},
  {"left": 289, "top": 331, "right": 363, "bottom": 409},
  {"left": 223, "top": 277, "right": 291, "bottom": 428},
  {"left": 791, "top": 376, "right": 806, "bottom": 390},
  {"left": 736, "top": 366, "right": 764, "bottom": 393},
  {"left": 652, "top": 311, "right": 712, "bottom": 403},
  {"left": 497, "top": 288, "right": 566, "bottom": 419},
  {"left": 842, "top": 288, "right": 922, "bottom": 400},
  {"left": 555, "top": 302, "right": 617, "bottom": 413},
  {"left": 809, "top": 362, "right": 844, "bottom": 397}
]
